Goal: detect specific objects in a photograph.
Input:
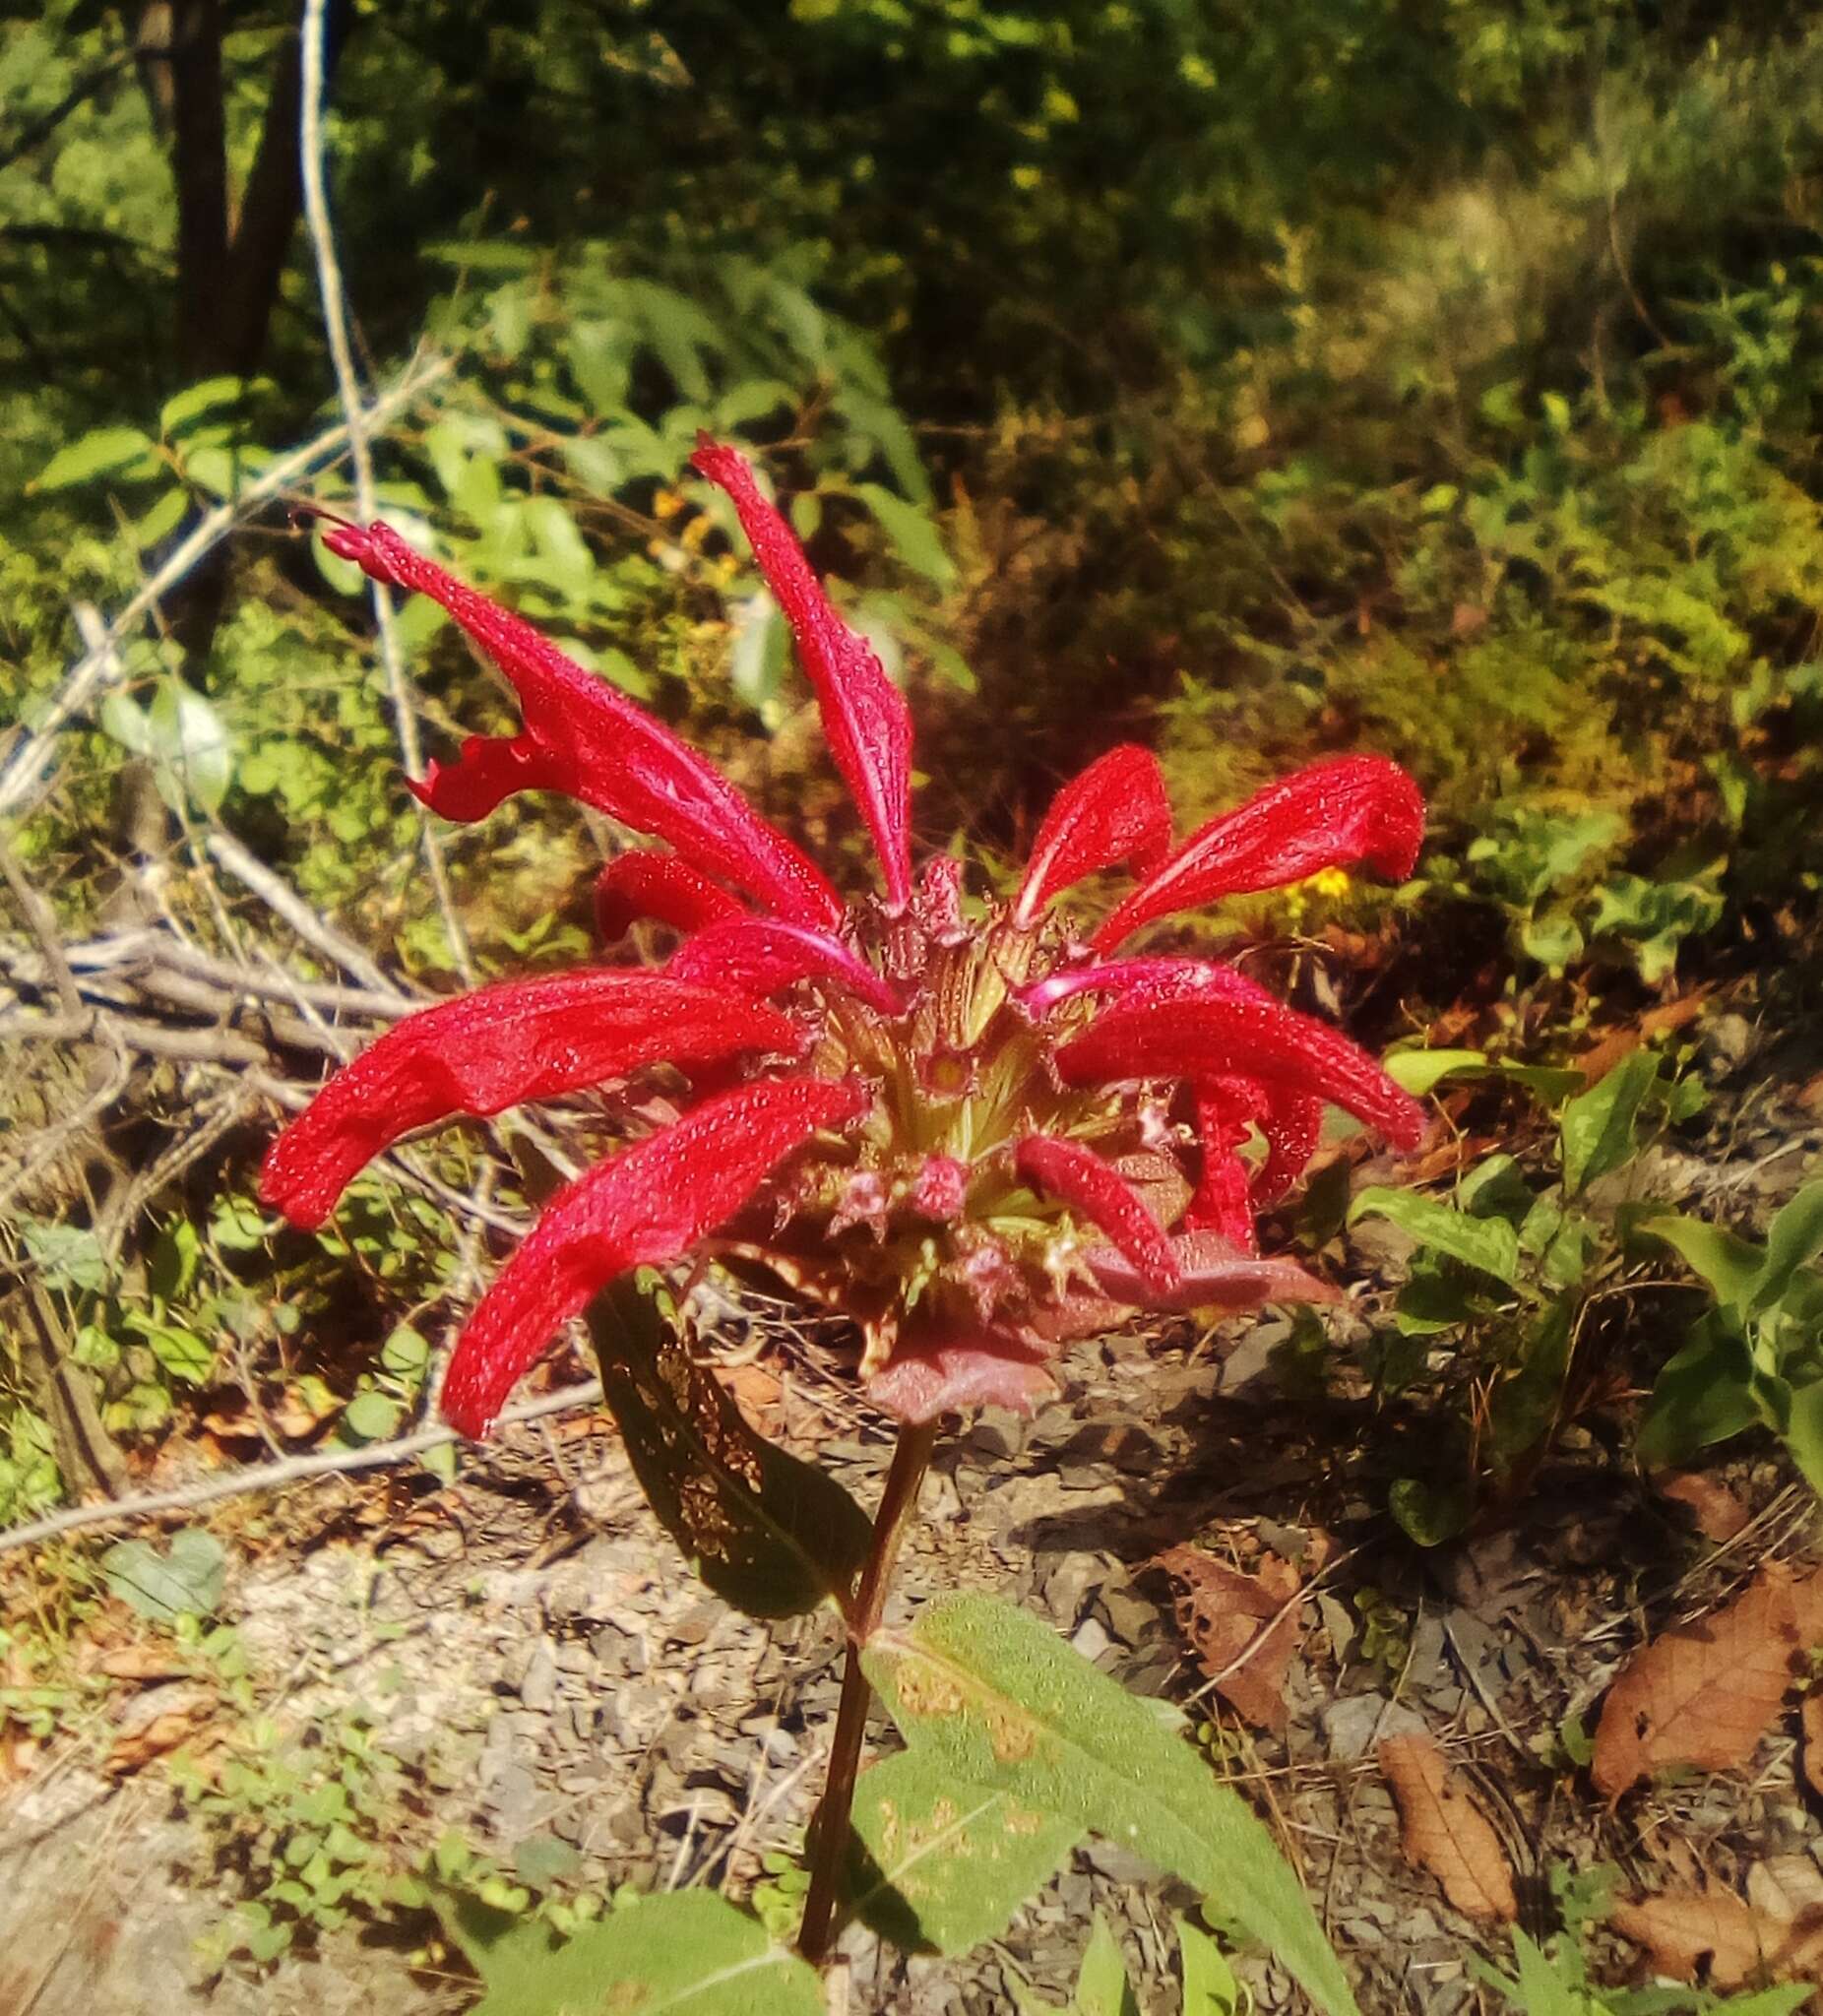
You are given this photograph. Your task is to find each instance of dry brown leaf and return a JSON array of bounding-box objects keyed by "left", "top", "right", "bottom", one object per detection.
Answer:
[
  {"left": 719, "top": 1361, "right": 782, "bottom": 1419},
  {"left": 1804, "top": 1692, "right": 1823, "bottom": 1801},
  {"left": 1378, "top": 1733, "right": 1518, "bottom": 1924},
  {"left": 92, "top": 1644, "right": 191, "bottom": 1683},
  {"left": 1575, "top": 994, "right": 1711, "bottom": 1086},
  {"left": 1792, "top": 1565, "right": 1823, "bottom": 1650},
  {"left": 1592, "top": 1565, "right": 1803, "bottom": 1796},
  {"left": 1610, "top": 1886, "right": 1782, "bottom": 1988},
  {"left": 103, "top": 1682, "right": 212, "bottom": 1777},
  {"left": 1155, "top": 1544, "right": 1301, "bottom": 1732},
  {"left": 1654, "top": 1470, "right": 1750, "bottom": 1543}
]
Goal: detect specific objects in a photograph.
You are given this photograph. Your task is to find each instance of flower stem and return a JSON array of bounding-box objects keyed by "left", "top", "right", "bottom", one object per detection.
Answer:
[{"left": 797, "top": 1417, "right": 940, "bottom": 1966}]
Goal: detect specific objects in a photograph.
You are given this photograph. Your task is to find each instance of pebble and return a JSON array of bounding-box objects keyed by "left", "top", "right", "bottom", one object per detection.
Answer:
[{"left": 1320, "top": 1692, "right": 1429, "bottom": 1762}]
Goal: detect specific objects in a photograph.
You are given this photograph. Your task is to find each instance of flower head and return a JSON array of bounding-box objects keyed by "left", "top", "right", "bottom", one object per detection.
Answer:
[{"left": 264, "top": 439, "right": 1428, "bottom": 1435}]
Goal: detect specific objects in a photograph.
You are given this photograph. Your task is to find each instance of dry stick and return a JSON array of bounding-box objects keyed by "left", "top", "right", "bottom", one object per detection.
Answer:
[
  {"left": 0, "top": 1375, "right": 606, "bottom": 1557},
  {"left": 204, "top": 827, "right": 407, "bottom": 1001},
  {"left": 297, "top": 0, "right": 473, "bottom": 989},
  {"left": 0, "top": 357, "right": 449, "bottom": 829},
  {"left": 797, "top": 1418, "right": 940, "bottom": 1966}
]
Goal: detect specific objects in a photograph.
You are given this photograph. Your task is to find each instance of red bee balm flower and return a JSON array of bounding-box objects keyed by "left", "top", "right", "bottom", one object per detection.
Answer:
[{"left": 262, "top": 438, "right": 1428, "bottom": 1436}]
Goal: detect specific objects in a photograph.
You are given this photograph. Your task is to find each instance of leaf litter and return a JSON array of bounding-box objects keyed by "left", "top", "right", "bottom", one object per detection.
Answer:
[{"left": 1378, "top": 1732, "right": 1518, "bottom": 1925}]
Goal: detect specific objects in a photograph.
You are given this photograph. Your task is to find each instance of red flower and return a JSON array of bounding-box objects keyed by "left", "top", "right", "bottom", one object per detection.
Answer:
[{"left": 264, "top": 437, "right": 1429, "bottom": 1432}]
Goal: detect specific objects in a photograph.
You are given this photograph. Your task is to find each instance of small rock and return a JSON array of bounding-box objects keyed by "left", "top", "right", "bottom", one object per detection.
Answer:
[
  {"left": 1318, "top": 1594, "right": 1358, "bottom": 1666},
  {"left": 1070, "top": 1616, "right": 1111, "bottom": 1663},
  {"left": 1319, "top": 1692, "right": 1427, "bottom": 1762},
  {"left": 1098, "top": 1581, "right": 1159, "bottom": 1648},
  {"left": 1079, "top": 1839, "right": 1157, "bottom": 1884},
  {"left": 516, "top": 1638, "right": 560, "bottom": 1713}
]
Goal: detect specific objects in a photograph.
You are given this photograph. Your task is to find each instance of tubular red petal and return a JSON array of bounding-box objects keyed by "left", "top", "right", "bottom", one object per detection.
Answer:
[
  {"left": 1184, "top": 1083, "right": 1261, "bottom": 1250},
  {"left": 595, "top": 853, "right": 743, "bottom": 943},
  {"left": 1254, "top": 1090, "right": 1324, "bottom": 1207},
  {"left": 322, "top": 519, "right": 842, "bottom": 928},
  {"left": 441, "top": 1076, "right": 867, "bottom": 1438},
  {"left": 259, "top": 973, "right": 802, "bottom": 1230},
  {"left": 1085, "top": 1229, "right": 1343, "bottom": 1313},
  {"left": 692, "top": 438, "right": 913, "bottom": 911},
  {"left": 1021, "top": 956, "right": 1276, "bottom": 1018},
  {"left": 1012, "top": 744, "right": 1173, "bottom": 927},
  {"left": 1092, "top": 755, "right": 1424, "bottom": 952},
  {"left": 1055, "top": 994, "right": 1424, "bottom": 1150},
  {"left": 668, "top": 916, "right": 906, "bottom": 1016},
  {"left": 1014, "top": 1134, "right": 1182, "bottom": 1296}
]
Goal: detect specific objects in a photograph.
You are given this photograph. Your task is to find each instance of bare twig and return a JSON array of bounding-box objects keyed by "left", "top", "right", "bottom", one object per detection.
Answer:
[
  {"left": 0, "top": 1376, "right": 607, "bottom": 1557},
  {"left": 203, "top": 826, "right": 407, "bottom": 1000},
  {"left": 0, "top": 830, "right": 82, "bottom": 1018},
  {"left": 0, "top": 354, "right": 449, "bottom": 827},
  {"left": 298, "top": 0, "right": 472, "bottom": 986}
]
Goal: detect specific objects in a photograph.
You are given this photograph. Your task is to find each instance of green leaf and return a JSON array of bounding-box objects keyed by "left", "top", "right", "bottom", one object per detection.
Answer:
[
  {"left": 159, "top": 376, "right": 263, "bottom": 436},
  {"left": 101, "top": 1528, "right": 226, "bottom": 1622},
  {"left": 1748, "top": 1179, "right": 1823, "bottom": 1317},
  {"left": 588, "top": 1279, "right": 871, "bottom": 1618},
  {"left": 448, "top": 1887, "right": 823, "bottom": 2016},
  {"left": 147, "top": 678, "right": 232, "bottom": 813},
  {"left": 21, "top": 1221, "right": 108, "bottom": 1293},
  {"left": 845, "top": 1748, "right": 1082, "bottom": 1955},
  {"left": 1634, "top": 1213, "right": 1763, "bottom": 1315},
  {"left": 379, "top": 1324, "right": 430, "bottom": 1378},
  {"left": 1558, "top": 1050, "right": 1659, "bottom": 1196},
  {"left": 1387, "top": 1477, "right": 1471, "bottom": 1546},
  {"left": 853, "top": 482, "right": 956, "bottom": 586},
  {"left": 342, "top": 1391, "right": 404, "bottom": 1443},
  {"left": 1177, "top": 1919, "right": 1242, "bottom": 2016},
  {"left": 35, "top": 426, "right": 159, "bottom": 491},
  {"left": 1349, "top": 1188, "right": 1521, "bottom": 1285},
  {"left": 1781, "top": 1380, "right": 1823, "bottom": 1498},
  {"left": 1073, "top": 1915, "right": 1137, "bottom": 2016},
  {"left": 865, "top": 1593, "right": 1358, "bottom": 2016},
  {"left": 1382, "top": 1048, "right": 1487, "bottom": 1097},
  {"left": 142, "top": 1322, "right": 215, "bottom": 1384},
  {"left": 512, "top": 1834, "right": 583, "bottom": 1889},
  {"left": 1636, "top": 1316, "right": 1758, "bottom": 1467}
]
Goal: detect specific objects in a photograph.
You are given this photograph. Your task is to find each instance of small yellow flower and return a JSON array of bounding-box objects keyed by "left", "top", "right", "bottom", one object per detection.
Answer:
[
  {"left": 1307, "top": 867, "right": 1352, "bottom": 901},
  {"left": 652, "top": 486, "right": 686, "bottom": 521}
]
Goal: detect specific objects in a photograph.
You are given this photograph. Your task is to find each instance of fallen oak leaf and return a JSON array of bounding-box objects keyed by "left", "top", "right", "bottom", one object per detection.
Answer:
[
  {"left": 1653, "top": 1469, "right": 1750, "bottom": 1544},
  {"left": 1804, "top": 1692, "right": 1823, "bottom": 1803},
  {"left": 102, "top": 1681, "right": 214, "bottom": 1777},
  {"left": 1155, "top": 1544, "right": 1302, "bottom": 1732},
  {"left": 1592, "top": 1563, "right": 1803, "bottom": 1797},
  {"left": 1609, "top": 1884, "right": 1786, "bottom": 1989},
  {"left": 1378, "top": 1733, "right": 1518, "bottom": 1924}
]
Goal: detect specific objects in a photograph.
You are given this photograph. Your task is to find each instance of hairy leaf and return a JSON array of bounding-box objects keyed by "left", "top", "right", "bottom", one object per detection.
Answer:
[
  {"left": 845, "top": 1747, "right": 1082, "bottom": 1954},
  {"left": 865, "top": 1593, "right": 1358, "bottom": 2016},
  {"left": 589, "top": 1278, "right": 870, "bottom": 1619}
]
